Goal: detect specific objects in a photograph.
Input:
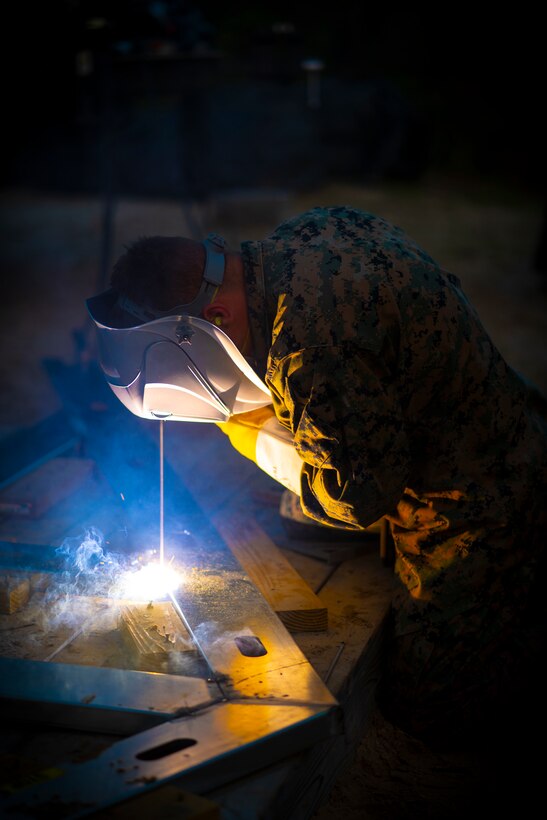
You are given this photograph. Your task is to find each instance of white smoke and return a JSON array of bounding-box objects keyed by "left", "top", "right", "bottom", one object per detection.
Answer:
[{"left": 37, "top": 527, "right": 130, "bottom": 631}]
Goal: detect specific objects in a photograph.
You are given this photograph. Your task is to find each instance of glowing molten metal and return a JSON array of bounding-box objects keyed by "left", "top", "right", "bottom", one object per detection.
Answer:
[{"left": 117, "top": 562, "right": 183, "bottom": 602}]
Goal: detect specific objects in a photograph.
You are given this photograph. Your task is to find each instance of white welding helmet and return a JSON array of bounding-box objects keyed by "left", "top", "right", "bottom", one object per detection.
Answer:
[{"left": 86, "top": 234, "right": 271, "bottom": 422}]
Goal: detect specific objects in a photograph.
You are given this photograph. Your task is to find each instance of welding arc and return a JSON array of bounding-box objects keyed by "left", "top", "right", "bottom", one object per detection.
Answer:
[
  {"left": 168, "top": 591, "right": 228, "bottom": 698},
  {"left": 160, "top": 419, "right": 165, "bottom": 566},
  {"left": 158, "top": 424, "right": 224, "bottom": 694}
]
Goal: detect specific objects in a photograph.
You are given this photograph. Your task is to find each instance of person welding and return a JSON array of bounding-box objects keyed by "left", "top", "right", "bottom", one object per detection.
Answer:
[{"left": 87, "top": 206, "right": 547, "bottom": 776}]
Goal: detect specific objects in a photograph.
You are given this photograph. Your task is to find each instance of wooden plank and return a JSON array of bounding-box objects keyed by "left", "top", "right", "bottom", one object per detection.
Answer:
[
  {"left": 0, "top": 458, "right": 96, "bottom": 519},
  {"left": 118, "top": 601, "right": 197, "bottom": 673},
  {"left": 278, "top": 548, "right": 334, "bottom": 595},
  {"left": 0, "top": 576, "right": 30, "bottom": 614},
  {"left": 212, "top": 513, "right": 328, "bottom": 632},
  {"left": 97, "top": 785, "right": 220, "bottom": 819},
  {"left": 159, "top": 419, "right": 333, "bottom": 631},
  {"left": 294, "top": 553, "right": 394, "bottom": 694}
]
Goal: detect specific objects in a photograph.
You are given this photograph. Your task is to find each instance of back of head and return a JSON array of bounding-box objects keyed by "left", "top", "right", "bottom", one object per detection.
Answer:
[{"left": 110, "top": 236, "right": 205, "bottom": 317}]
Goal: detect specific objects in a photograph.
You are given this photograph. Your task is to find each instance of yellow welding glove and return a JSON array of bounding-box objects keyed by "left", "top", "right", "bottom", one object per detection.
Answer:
[
  {"left": 216, "top": 406, "right": 276, "bottom": 462},
  {"left": 216, "top": 406, "right": 303, "bottom": 494}
]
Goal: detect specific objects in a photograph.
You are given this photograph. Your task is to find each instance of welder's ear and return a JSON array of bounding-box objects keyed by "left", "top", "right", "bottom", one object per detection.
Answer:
[{"left": 203, "top": 303, "right": 231, "bottom": 327}]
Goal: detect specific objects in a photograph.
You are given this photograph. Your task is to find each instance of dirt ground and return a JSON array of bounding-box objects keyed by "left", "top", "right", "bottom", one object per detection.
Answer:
[{"left": 1, "top": 174, "right": 546, "bottom": 818}]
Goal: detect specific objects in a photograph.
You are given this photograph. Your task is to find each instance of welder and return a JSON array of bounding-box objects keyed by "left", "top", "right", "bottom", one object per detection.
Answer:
[{"left": 87, "top": 206, "right": 547, "bottom": 770}]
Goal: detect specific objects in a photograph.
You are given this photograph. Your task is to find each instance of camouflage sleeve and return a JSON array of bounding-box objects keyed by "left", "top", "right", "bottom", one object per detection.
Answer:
[{"left": 267, "top": 344, "right": 410, "bottom": 529}]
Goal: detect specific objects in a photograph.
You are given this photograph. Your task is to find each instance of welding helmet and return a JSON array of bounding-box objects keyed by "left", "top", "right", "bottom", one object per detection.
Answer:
[{"left": 86, "top": 234, "right": 271, "bottom": 422}]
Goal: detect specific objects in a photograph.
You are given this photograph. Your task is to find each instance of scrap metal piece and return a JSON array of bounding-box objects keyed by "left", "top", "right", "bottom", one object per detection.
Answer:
[{"left": 119, "top": 601, "right": 197, "bottom": 673}]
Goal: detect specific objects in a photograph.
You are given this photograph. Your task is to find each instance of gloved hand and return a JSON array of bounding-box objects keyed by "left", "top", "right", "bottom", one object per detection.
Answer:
[
  {"left": 215, "top": 405, "right": 277, "bottom": 462},
  {"left": 216, "top": 405, "right": 303, "bottom": 494}
]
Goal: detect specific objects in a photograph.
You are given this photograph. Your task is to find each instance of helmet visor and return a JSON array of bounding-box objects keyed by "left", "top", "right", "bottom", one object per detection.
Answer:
[{"left": 86, "top": 289, "right": 271, "bottom": 422}]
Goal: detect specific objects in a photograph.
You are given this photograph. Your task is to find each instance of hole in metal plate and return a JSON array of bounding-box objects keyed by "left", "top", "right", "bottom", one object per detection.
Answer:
[
  {"left": 136, "top": 738, "right": 197, "bottom": 760},
  {"left": 234, "top": 635, "right": 267, "bottom": 657}
]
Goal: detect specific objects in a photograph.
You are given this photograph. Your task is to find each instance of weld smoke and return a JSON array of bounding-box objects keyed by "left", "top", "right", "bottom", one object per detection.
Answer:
[{"left": 40, "top": 527, "right": 131, "bottom": 630}]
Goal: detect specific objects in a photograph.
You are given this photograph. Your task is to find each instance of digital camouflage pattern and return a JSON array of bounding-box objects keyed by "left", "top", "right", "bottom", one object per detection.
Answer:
[{"left": 241, "top": 206, "right": 547, "bottom": 739}]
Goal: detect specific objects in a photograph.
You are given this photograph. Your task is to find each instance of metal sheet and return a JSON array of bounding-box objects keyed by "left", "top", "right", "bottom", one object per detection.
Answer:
[
  {"left": 1, "top": 701, "right": 340, "bottom": 818},
  {"left": 0, "top": 657, "right": 216, "bottom": 735},
  {"left": 166, "top": 559, "right": 337, "bottom": 705},
  {"left": 0, "top": 533, "right": 339, "bottom": 817}
]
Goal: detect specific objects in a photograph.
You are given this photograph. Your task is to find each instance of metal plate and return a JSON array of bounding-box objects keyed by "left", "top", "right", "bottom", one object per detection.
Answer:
[
  {"left": 0, "top": 540, "right": 339, "bottom": 818},
  {"left": 0, "top": 657, "right": 216, "bottom": 735},
  {"left": 1, "top": 702, "right": 340, "bottom": 818},
  {"left": 0, "top": 410, "right": 339, "bottom": 816}
]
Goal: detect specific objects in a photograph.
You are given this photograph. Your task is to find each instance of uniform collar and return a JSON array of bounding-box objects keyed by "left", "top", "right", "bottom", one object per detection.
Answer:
[{"left": 240, "top": 240, "right": 271, "bottom": 379}]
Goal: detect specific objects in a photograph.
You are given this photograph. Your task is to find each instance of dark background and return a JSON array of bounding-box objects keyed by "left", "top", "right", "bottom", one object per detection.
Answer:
[
  {"left": 1, "top": 2, "right": 545, "bottom": 435},
  {"left": 3, "top": 1, "right": 545, "bottom": 199}
]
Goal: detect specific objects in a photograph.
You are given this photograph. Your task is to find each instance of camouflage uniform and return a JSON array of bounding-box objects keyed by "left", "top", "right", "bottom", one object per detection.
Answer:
[{"left": 241, "top": 206, "right": 547, "bottom": 742}]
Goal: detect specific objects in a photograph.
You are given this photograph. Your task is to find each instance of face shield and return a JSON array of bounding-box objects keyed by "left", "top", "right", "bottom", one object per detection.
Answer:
[{"left": 86, "top": 234, "right": 272, "bottom": 423}]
